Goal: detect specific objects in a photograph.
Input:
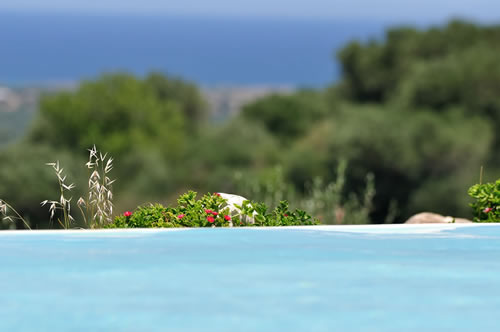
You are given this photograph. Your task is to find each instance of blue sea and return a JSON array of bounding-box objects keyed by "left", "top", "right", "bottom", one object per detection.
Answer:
[{"left": 0, "top": 11, "right": 391, "bottom": 87}]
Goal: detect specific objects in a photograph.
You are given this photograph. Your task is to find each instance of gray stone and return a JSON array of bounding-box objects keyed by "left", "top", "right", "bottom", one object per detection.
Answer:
[{"left": 405, "top": 212, "right": 473, "bottom": 224}]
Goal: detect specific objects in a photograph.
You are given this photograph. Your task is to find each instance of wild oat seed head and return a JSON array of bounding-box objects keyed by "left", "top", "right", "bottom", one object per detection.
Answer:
[
  {"left": 63, "top": 183, "right": 75, "bottom": 190},
  {"left": 91, "top": 170, "right": 100, "bottom": 180}
]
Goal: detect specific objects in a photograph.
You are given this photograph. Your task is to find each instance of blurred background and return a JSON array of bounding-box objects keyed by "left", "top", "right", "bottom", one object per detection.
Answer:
[{"left": 1, "top": 0, "right": 499, "bottom": 228}]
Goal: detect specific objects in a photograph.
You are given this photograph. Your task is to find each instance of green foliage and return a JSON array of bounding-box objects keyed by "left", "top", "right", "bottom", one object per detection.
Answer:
[
  {"left": 247, "top": 200, "right": 319, "bottom": 227},
  {"left": 110, "top": 204, "right": 179, "bottom": 228},
  {"left": 337, "top": 20, "right": 500, "bottom": 169},
  {"left": 194, "top": 118, "right": 280, "bottom": 169},
  {"left": 284, "top": 105, "right": 492, "bottom": 221},
  {"left": 174, "top": 191, "right": 232, "bottom": 227},
  {"left": 332, "top": 19, "right": 500, "bottom": 220},
  {"left": 4, "top": 20, "right": 500, "bottom": 227},
  {"left": 0, "top": 144, "right": 116, "bottom": 230},
  {"left": 184, "top": 118, "right": 281, "bottom": 193},
  {"left": 0, "top": 144, "right": 86, "bottom": 229},
  {"left": 234, "top": 166, "right": 295, "bottom": 209},
  {"left": 468, "top": 179, "right": 500, "bottom": 222},
  {"left": 17, "top": 73, "right": 209, "bottom": 226},
  {"left": 301, "top": 161, "right": 376, "bottom": 224},
  {"left": 337, "top": 20, "right": 500, "bottom": 104},
  {"left": 28, "top": 73, "right": 204, "bottom": 159},
  {"left": 144, "top": 72, "right": 208, "bottom": 130},
  {"left": 242, "top": 90, "right": 329, "bottom": 143},
  {"left": 115, "top": 149, "right": 175, "bottom": 201},
  {"left": 235, "top": 161, "right": 376, "bottom": 224},
  {"left": 393, "top": 45, "right": 500, "bottom": 115},
  {"left": 107, "top": 191, "right": 319, "bottom": 228}
]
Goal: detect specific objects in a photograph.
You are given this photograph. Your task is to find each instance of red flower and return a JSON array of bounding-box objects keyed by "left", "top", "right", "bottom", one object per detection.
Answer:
[
  {"left": 212, "top": 211, "right": 218, "bottom": 216},
  {"left": 177, "top": 214, "right": 185, "bottom": 219},
  {"left": 124, "top": 211, "right": 132, "bottom": 217},
  {"left": 207, "top": 216, "right": 215, "bottom": 223},
  {"left": 205, "top": 209, "right": 213, "bottom": 214},
  {"left": 224, "top": 215, "right": 231, "bottom": 221},
  {"left": 283, "top": 214, "right": 289, "bottom": 217},
  {"left": 484, "top": 207, "right": 493, "bottom": 213},
  {"left": 214, "top": 193, "right": 221, "bottom": 197}
]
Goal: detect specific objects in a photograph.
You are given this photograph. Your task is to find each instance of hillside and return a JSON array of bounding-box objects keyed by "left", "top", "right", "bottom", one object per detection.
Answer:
[{"left": 0, "top": 83, "right": 294, "bottom": 146}]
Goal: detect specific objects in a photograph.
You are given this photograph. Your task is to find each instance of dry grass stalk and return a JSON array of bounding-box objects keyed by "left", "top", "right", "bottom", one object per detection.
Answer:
[
  {"left": 41, "top": 161, "right": 75, "bottom": 229},
  {"left": 77, "top": 145, "right": 115, "bottom": 228},
  {"left": 0, "top": 199, "right": 31, "bottom": 230}
]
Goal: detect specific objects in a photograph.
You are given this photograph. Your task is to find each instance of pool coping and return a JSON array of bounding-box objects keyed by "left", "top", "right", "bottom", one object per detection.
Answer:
[{"left": 1, "top": 223, "right": 499, "bottom": 235}]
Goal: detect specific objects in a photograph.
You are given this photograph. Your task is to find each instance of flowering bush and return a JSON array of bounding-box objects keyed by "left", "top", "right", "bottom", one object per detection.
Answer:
[
  {"left": 468, "top": 179, "right": 500, "bottom": 222},
  {"left": 107, "top": 191, "right": 319, "bottom": 228}
]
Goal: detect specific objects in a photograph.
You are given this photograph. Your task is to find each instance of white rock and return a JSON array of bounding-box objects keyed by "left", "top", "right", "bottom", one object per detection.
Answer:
[
  {"left": 217, "top": 193, "right": 256, "bottom": 226},
  {"left": 405, "top": 212, "right": 473, "bottom": 224}
]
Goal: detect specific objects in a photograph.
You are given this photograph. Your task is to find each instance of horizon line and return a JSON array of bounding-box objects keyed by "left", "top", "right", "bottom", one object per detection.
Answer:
[{"left": 0, "top": 8, "right": 497, "bottom": 26}]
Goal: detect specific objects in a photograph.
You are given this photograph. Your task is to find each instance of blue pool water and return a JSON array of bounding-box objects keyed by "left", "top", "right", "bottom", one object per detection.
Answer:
[{"left": 1, "top": 225, "right": 500, "bottom": 331}]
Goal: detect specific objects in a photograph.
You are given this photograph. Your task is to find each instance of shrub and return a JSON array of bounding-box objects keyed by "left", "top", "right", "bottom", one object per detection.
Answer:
[
  {"left": 107, "top": 191, "right": 319, "bottom": 228},
  {"left": 300, "top": 160, "right": 376, "bottom": 224},
  {"left": 468, "top": 179, "right": 500, "bottom": 222},
  {"left": 110, "top": 204, "right": 181, "bottom": 228},
  {"left": 234, "top": 161, "right": 376, "bottom": 224}
]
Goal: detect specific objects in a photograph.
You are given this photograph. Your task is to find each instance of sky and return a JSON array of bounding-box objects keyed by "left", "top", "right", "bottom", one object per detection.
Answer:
[{"left": 1, "top": 0, "right": 499, "bottom": 22}]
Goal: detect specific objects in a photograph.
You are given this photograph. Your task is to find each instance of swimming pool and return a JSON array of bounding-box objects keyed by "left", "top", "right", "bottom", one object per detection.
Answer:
[{"left": 1, "top": 224, "right": 499, "bottom": 331}]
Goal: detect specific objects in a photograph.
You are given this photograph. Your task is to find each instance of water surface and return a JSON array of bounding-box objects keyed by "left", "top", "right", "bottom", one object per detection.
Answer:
[{"left": 1, "top": 225, "right": 499, "bottom": 331}]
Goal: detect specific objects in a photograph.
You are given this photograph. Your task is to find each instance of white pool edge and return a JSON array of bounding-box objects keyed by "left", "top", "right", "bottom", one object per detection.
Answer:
[
  {"left": 1, "top": 223, "right": 499, "bottom": 235},
  {"left": 276, "top": 223, "right": 497, "bottom": 234}
]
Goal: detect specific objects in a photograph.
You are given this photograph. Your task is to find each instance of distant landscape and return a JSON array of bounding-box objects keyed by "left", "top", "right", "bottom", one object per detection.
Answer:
[
  {"left": 1, "top": 15, "right": 499, "bottom": 229},
  {"left": 0, "top": 83, "right": 293, "bottom": 147},
  {"left": 0, "top": 12, "right": 388, "bottom": 147}
]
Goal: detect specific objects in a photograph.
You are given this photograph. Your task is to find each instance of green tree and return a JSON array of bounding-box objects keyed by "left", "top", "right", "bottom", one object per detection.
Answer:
[
  {"left": 144, "top": 72, "right": 208, "bottom": 130},
  {"left": 242, "top": 90, "right": 329, "bottom": 143},
  {"left": 285, "top": 105, "right": 493, "bottom": 221},
  {"left": 337, "top": 20, "right": 500, "bottom": 104},
  {"left": 28, "top": 73, "right": 192, "bottom": 159}
]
